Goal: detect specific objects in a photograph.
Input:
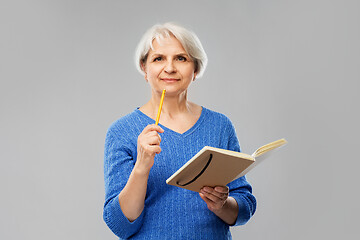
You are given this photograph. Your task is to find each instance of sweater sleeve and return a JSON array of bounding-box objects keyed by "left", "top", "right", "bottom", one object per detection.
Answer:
[
  {"left": 103, "top": 127, "right": 144, "bottom": 238},
  {"left": 226, "top": 123, "right": 257, "bottom": 226}
]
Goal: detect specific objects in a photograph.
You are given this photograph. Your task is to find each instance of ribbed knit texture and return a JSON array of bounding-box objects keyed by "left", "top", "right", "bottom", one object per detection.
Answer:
[{"left": 103, "top": 107, "right": 256, "bottom": 239}]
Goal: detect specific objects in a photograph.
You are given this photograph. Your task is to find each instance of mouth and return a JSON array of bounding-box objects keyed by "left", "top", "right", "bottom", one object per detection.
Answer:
[{"left": 161, "top": 78, "right": 179, "bottom": 83}]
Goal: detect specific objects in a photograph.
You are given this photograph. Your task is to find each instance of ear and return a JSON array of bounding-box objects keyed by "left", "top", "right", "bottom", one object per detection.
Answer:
[
  {"left": 140, "top": 62, "right": 148, "bottom": 81},
  {"left": 140, "top": 61, "right": 146, "bottom": 71},
  {"left": 193, "top": 71, "right": 197, "bottom": 81},
  {"left": 193, "top": 62, "right": 198, "bottom": 81}
]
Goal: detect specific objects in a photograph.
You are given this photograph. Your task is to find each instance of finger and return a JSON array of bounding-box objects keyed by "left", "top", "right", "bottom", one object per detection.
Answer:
[
  {"left": 144, "top": 124, "right": 164, "bottom": 134},
  {"left": 139, "top": 131, "right": 161, "bottom": 146},
  {"left": 147, "top": 135, "right": 161, "bottom": 146},
  {"left": 152, "top": 145, "right": 162, "bottom": 154},
  {"left": 145, "top": 145, "right": 161, "bottom": 154},
  {"left": 199, "top": 192, "right": 211, "bottom": 203},
  {"left": 146, "top": 131, "right": 161, "bottom": 141},
  {"left": 208, "top": 186, "right": 229, "bottom": 199},
  {"left": 201, "top": 187, "right": 228, "bottom": 201},
  {"left": 144, "top": 131, "right": 161, "bottom": 143},
  {"left": 200, "top": 189, "right": 223, "bottom": 203},
  {"left": 214, "top": 186, "right": 229, "bottom": 194},
  {"left": 199, "top": 192, "right": 223, "bottom": 211}
]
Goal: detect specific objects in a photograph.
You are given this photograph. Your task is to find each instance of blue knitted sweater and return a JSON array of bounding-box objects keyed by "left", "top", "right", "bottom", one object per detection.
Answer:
[{"left": 103, "top": 107, "right": 256, "bottom": 239}]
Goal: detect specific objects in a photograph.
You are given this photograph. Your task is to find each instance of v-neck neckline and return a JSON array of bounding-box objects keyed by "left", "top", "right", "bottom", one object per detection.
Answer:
[{"left": 135, "top": 107, "right": 207, "bottom": 137}]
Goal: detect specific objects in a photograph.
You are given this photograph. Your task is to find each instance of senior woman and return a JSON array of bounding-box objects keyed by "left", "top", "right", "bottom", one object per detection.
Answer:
[{"left": 103, "top": 22, "right": 256, "bottom": 239}]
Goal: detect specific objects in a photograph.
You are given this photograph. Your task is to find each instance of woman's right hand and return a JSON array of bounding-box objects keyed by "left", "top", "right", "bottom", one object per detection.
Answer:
[
  {"left": 118, "top": 124, "right": 164, "bottom": 222},
  {"left": 135, "top": 124, "right": 164, "bottom": 173}
]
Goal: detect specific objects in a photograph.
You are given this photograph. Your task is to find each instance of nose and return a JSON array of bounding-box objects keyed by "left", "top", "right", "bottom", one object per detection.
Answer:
[{"left": 164, "top": 60, "right": 176, "bottom": 73}]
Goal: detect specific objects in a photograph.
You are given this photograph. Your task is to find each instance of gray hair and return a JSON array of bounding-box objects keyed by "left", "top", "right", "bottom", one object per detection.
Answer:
[{"left": 135, "top": 22, "right": 208, "bottom": 78}]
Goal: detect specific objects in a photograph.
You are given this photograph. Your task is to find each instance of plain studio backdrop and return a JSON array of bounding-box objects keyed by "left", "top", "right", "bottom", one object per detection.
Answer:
[{"left": 1, "top": 0, "right": 359, "bottom": 239}]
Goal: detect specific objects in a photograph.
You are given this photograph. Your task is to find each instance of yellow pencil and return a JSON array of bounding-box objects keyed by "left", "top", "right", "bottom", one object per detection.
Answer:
[{"left": 155, "top": 89, "right": 166, "bottom": 125}]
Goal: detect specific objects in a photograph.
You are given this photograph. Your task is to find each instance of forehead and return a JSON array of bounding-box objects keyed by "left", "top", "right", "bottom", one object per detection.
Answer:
[{"left": 149, "top": 35, "right": 187, "bottom": 54}]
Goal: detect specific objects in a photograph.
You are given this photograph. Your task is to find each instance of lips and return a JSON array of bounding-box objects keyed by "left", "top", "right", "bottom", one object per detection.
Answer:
[{"left": 161, "top": 78, "right": 179, "bottom": 82}]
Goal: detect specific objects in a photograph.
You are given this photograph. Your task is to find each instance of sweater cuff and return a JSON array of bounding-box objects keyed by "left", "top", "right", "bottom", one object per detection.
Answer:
[
  {"left": 230, "top": 194, "right": 251, "bottom": 226},
  {"left": 105, "top": 195, "right": 145, "bottom": 238}
]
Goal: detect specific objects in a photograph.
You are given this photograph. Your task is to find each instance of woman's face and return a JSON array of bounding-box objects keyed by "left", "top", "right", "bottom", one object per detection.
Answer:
[{"left": 143, "top": 35, "right": 197, "bottom": 97}]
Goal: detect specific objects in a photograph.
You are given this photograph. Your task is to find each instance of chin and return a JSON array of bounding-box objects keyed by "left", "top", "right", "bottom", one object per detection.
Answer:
[{"left": 163, "top": 88, "right": 187, "bottom": 96}]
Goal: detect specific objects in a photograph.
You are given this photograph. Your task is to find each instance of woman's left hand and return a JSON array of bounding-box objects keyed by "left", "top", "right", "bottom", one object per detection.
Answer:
[{"left": 199, "top": 186, "right": 229, "bottom": 212}]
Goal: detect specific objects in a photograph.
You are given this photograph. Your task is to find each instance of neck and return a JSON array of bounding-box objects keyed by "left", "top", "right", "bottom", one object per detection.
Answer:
[
  {"left": 142, "top": 89, "right": 194, "bottom": 120},
  {"left": 153, "top": 90, "right": 189, "bottom": 114}
]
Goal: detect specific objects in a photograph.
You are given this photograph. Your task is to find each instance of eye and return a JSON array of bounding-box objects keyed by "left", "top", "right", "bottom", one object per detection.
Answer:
[
  {"left": 177, "top": 56, "right": 187, "bottom": 61},
  {"left": 153, "top": 56, "right": 162, "bottom": 62}
]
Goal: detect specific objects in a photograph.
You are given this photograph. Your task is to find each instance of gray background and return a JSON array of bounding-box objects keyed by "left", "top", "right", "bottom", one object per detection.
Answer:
[{"left": 1, "top": 0, "right": 359, "bottom": 239}]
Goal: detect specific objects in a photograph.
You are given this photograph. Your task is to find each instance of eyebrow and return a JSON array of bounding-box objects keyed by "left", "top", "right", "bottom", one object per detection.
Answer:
[{"left": 149, "top": 52, "right": 189, "bottom": 57}]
